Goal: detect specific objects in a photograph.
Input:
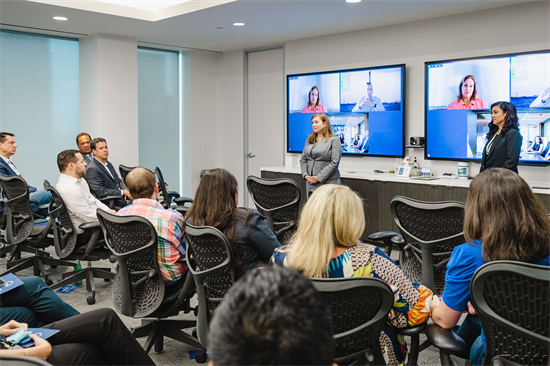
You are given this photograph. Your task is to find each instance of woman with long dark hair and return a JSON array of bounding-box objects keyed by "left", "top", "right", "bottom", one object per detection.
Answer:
[
  {"left": 479, "top": 101, "right": 522, "bottom": 173},
  {"left": 184, "top": 169, "right": 280, "bottom": 277},
  {"left": 430, "top": 168, "right": 550, "bottom": 365}
]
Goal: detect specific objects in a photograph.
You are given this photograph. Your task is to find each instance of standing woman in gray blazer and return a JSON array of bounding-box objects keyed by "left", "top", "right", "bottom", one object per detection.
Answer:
[{"left": 300, "top": 113, "right": 342, "bottom": 194}]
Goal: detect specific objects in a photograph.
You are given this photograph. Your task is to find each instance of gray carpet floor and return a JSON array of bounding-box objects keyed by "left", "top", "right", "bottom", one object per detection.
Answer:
[{"left": 1, "top": 244, "right": 467, "bottom": 366}]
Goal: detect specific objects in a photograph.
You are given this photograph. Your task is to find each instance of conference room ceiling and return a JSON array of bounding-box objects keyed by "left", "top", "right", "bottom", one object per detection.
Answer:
[{"left": 0, "top": 0, "right": 543, "bottom": 53}]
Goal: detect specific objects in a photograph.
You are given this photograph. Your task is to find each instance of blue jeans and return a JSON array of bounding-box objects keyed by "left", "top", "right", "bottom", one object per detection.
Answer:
[
  {"left": 456, "top": 314, "right": 486, "bottom": 365},
  {"left": 29, "top": 189, "right": 52, "bottom": 215},
  {"left": 0, "top": 276, "right": 80, "bottom": 327}
]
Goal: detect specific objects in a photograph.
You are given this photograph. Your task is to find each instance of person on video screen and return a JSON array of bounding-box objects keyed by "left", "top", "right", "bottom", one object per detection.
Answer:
[
  {"left": 352, "top": 82, "right": 385, "bottom": 112},
  {"left": 527, "top": 136, "right": 543, "bottom": 154},
  {"left": 301, "top": 86, "right": 327, "bottom": 113},
  {"left": 529, "top": 86, "right": 550, "bottom": 108},
  {"left": 359, "top": 129, "right": 369, "bottom": 153},
  {"left": 479, "top": 101, "right": 522, "bottom": 174},
  {"left": 447, "top": 75, "right": 489, "bottom": 110}
]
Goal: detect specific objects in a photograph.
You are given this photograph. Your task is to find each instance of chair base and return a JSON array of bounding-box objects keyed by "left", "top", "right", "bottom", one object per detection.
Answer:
[
  {"left": 132, "top": 318, "right": 205, "bottom": 358},
  {"left": 50, "top": 264, "right": 115, "bottom": 304},
  {"left": 0, "top": 243, "right": 50, "bottom": 261},
  {"left": 1, "top": 253, "right": 74, "bottom": 284}
]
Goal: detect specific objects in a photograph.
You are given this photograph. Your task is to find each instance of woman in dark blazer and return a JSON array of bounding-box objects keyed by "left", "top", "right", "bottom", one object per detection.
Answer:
[
  {"left": 300, "top": 113, "right": 342, "bottom": 194},
  {"left": 479, "top": 101, "right": 522, "bottom": 174}
]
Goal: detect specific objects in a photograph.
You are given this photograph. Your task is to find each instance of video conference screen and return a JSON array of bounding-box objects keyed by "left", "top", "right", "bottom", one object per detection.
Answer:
[
  {"left": 425, "top": 50, "right": 550, "bottom": 165},
  {"left": 287, "top": 64, "right": 405, "bottom": 157}
]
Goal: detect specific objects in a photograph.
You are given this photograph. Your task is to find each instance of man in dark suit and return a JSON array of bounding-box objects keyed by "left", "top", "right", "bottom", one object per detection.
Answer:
[
  {"left": 0, "top": 132, "right": 52, "bottom": 214},
  {"left": 540, "top": 141, "right": 550, "bottom": 160},
  {"left": 85, "top": 137, "right": 129, "bottom": 207},
  {"left": 359, "top": 129, "right": 370, "bottom": 153},
  {"left": 76, "top": 132, "right": 93, "bottom": 165}
]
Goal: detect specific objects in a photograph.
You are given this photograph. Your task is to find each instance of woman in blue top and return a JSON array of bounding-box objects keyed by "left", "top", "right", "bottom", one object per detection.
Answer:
[{"left": 430, "top": 168, "right": 550, "bottom": 366}]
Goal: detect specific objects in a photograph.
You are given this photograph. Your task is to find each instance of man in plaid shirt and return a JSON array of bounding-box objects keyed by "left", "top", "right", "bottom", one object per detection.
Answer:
[{"left": 117, "top": 167, "right": 186, "bottom": 285}]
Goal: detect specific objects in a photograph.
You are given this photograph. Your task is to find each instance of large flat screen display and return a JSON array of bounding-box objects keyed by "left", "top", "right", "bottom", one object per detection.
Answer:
[
  {"left": 425, "top": 50, "right": 550, "bottom": 165},
  {"left": 287, "top": 64, "right": 405, "bottom": 157}
]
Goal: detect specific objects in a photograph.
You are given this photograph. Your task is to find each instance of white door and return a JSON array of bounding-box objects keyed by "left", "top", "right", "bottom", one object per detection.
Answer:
[{"left": 245, "top": 48, "right": 284, "bottom": 207}]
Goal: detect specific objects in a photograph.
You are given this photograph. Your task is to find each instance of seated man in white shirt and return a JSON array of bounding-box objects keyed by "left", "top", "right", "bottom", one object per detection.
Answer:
[{"left": 56, "top": 149, "right": 116, "bottom": 246}]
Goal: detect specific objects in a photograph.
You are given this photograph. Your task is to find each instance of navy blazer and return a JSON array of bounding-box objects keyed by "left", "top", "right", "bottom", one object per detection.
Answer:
[
  {"left": 480, "top": 128, "right": 522, "bottom": 174},
  {"left": 0, "top": 157, "right": 37, "bottom": 192},
  {"left": 85, "top": 158, "right": 127, "bottom": 199}
]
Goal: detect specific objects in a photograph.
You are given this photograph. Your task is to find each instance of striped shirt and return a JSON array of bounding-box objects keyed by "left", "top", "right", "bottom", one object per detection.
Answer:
[{"left": 117, "top": 199, "right": 186, "bottom": 284}]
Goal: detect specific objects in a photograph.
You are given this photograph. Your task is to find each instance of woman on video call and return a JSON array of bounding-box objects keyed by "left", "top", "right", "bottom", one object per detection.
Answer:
[
  {"left": 300, "top": 113, "right": 342, "bottom": 194},
  {"left": 301, "top": 86, "right": 327, "bottom": 113},
  {"left": 446, "top": 75, "right": 489, "bottom": 110},
  {"left": 479, "top": 101, "right": 522, "bottom": 173},
  {"left": 527, "top": 136, "right": 543, "bottom": 154}
]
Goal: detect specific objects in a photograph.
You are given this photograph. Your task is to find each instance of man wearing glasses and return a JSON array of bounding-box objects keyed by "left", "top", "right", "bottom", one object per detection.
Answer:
[{"left": 76, "top": 132, "right": 93, "bottom": 164}]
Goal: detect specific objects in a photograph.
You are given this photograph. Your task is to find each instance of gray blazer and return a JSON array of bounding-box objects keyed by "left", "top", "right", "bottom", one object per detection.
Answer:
[
  {"left": 85, "top": 158, "right": 127, "bottom": 199},
  {"left": 300, "top": 135, "right": 342, "bottom": 189}
]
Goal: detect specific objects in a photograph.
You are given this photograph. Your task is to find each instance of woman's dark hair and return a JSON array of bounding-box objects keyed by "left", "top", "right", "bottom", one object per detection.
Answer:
[
  {"left": 464, "top": 168, "right": 550, "bottom": 263},
  {"left": 184, "top": 168, "right": 249, "bottom": 269},
  {"left": 487, "top": 101, "right": 519, "bottom": 138}
]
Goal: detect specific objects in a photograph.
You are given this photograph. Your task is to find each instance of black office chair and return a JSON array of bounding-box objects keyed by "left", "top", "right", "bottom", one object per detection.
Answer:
[
  {"left": 0, "top": 175, "right": 72, "bottom": 283},
  {"left": 427, "top": 261, "right": 549, "bottom": 366},
  {"left": 119, "top": 164, "right": 137, "bottom": 186},
  {"left": 311, "top": 277, "right": 394, "bottom": 365},
  {"left": 96, "top": 210, "right": 203, "bottom": 357},
  {"left": 44, "top": 180, "right": 114, "bottom": 304},
  {"left": 389, "top": 196, "right": 465, "bottom": 295},
  {"left": 154, "top": 167, "right": 181, "bottom": 209},
  {"left": 0, "top": 355, "right": 53, "bottom": 366},
  {"left": 246, "top": 176, "right": 301, "bottom": 246},
  {"left": 184, "top": 223, "right": 235, "bottom": 363}
]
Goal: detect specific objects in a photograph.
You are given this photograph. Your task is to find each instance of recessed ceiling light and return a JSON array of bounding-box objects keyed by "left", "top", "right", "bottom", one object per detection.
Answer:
[
  {"left": 232, "top": 22, "right": 246, "bottom": 26},
  {"left": 345, "top": 0, "right": 361, "bottom": 2},
  {"left": 53, "top": 16, "right": 68, "bottom": 20}
]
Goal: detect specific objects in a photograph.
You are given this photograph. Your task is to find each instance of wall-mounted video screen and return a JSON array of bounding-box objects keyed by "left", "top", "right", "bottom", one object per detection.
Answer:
[
  {"left": 287, "top": 64, "right": 405, "bottom": 158},
  {"left": 425, "top": 50, "right": 550, "bottom": 165}
]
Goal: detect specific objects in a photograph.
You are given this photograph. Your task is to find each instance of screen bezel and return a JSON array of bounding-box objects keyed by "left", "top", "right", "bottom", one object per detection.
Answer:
[
  {"left": 286, "top": 63, "right": 406, "bottom": 158},
  {"left": 424, "top": 49, "right": 550, "bottom": 166}
]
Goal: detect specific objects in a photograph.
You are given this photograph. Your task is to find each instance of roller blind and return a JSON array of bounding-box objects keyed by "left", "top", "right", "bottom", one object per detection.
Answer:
[{"left": 0, "top": 30, "right": 79, "bottom": 188}]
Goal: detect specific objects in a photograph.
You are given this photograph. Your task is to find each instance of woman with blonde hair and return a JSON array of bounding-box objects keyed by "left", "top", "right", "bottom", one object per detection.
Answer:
[
  {"left": 300, "top": 113, "right": 342, "bottom": 194},
  {"left": 271, "top": 184, "right": 433, "bottom": 366}
]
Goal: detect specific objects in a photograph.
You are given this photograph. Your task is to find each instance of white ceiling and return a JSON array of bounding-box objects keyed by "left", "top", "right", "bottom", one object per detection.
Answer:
[{"left": 0, "top": 0, "right": 543, "bottom": 53}]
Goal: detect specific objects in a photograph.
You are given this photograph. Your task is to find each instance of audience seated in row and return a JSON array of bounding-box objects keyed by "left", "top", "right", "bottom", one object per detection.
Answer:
[
  {"left": 208, "top": 265, "right": 335, "bottom": 366},
  {"left": 430, "top": 168, "right": 550, "bottom": 366},
  {"left": 271, "top": 184, "right": 433, "bottom": 366},
  {"left": 184, "top": 168, "right": 281, "bottom": 278},
  {"left": 56, "top": 150, "right": 116, "bottom": 247},
  {"left": 0, "top": 132, "right": 52, "bottom": 215},
  {"left": 85, "top": 137, "right": 129, "bottom": 208},
  {"left": 117, "top": 167, "right": 187, "bottom": 286},
  {"left": 76, "top": 132, "right": 93, "bottom": 165}
]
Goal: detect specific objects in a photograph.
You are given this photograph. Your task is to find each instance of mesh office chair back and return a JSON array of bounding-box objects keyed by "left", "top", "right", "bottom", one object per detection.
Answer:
[
  {"left": 118, "top": 164, "right": 137, "bottom": 186},
  {"left": 0, "top": 174, "right": 35, "bottom": 244},
  {"left": 246, "top": 176, "right": 301, "bottom": 246},
  {"left": 44, "top": 180, "right": 77, "bottom": 258},
  {"left": 390, "top": 196, "right": 465, "bottom": 295},
  {"left": 471, "top": 261, "right": 550, "bottom": 366},
  {"left": 311, "top": 277, "right": 394, "bottom": 365},
  {"left": 97, "top": 210, "right": 164, "bottom": 318},
  {"left": 184, "top": 224, "right": 235, "bottom": 347}
]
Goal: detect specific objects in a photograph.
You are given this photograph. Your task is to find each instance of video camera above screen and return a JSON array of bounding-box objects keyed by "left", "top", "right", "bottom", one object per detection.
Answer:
[
  {"left": 425, "top": 50, "right": 550, "bottom": 166},
  {"left": 287, "top": 64, "right": 405, "bottom": 158}
]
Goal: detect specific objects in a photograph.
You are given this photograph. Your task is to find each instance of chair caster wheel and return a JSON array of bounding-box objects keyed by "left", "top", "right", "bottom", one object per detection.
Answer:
[
  {"left": 87, "top": 296, "right": 96, "bottom": 305},
  {"left": 104, "top": 278, "right": 111, "bottom": 282},
  {"left": 195, "top": 352, "right": 207, "bottom": 363},
  {"left": 45, "top": 279, "right": 53, "bottom": 286},
  {"left": 50, "top": 265, "right": 57, "bottom": 269}
]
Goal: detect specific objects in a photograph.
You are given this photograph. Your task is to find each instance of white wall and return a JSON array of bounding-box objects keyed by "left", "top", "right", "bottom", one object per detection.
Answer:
[
  {"left": 80, "top": 34, "right": 139, "bottom": 171},
  {"left": 216, "top": 1, "right": 550, "bottom": 185}
]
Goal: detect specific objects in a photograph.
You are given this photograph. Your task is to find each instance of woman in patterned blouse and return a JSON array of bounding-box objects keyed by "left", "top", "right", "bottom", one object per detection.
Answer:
[{"left": 270, "top": 184, "right": 433, "bottom": 366}]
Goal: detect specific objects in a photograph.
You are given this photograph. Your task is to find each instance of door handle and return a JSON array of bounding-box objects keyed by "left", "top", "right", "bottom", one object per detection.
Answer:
[{"left": 248, "top": 152, "right": 256, "bottom": 158}]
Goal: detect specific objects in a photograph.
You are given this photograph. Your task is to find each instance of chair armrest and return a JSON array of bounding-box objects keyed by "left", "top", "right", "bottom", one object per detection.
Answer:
[
  {"left": 29, "top": 198, "right": 39, "bottom": 205},
  {"left": 425, "top": 324, "right": 466, "bottom": 353},
  {"left": 166, "top": 190, "right": 180, "bottom": 198},
  {"left": 174, "top": 197, "right": 193, "bottom": 205},
  {"left": 391, "top": 234, "right": 405, "bottom": 246},
  {"left": 395, "top": 323, "right": 426, "bottom": 336},
  {"left": 492, "top": 356, "right": 522, "bottom": 366},
  {"left": 368, "top": 231, "right": 400, "bottom": 241},
  {"left": 79, "top": 221, "right": 101, "bottom": 231},
  {"left": 100, "top": 196, "right": 122, "bottom": 209}
]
